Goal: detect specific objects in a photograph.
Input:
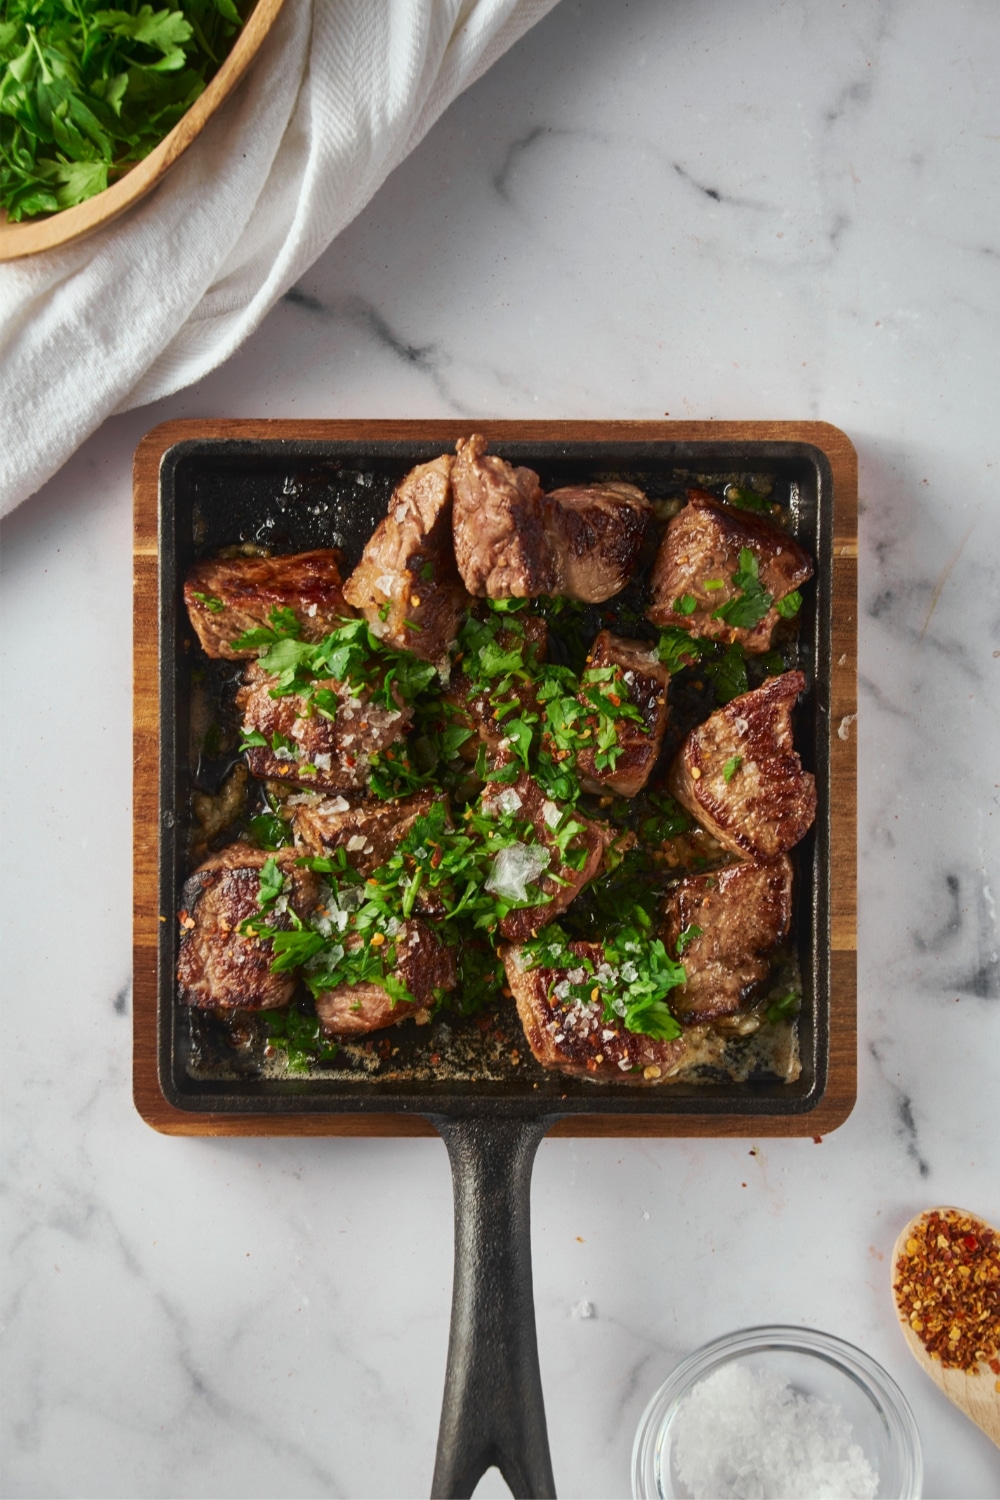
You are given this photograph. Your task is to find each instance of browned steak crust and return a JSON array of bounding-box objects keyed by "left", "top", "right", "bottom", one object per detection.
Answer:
[
  {"left": 544, "top": 483, "right": 651, "bottom": 602},
  {"left": 667, "top": 671, "right": 816, "bottom": 859},
  {"left": 184, "top": 550, "right": 349, "bottom": 659},
  {"left": 314, "top": 920, "right": 457, "bottom": 1035},
  {"left": 176, "top": 844, "right": 319, "bottom": 1010},
  {"left": 503, "top": 942, "right": 688, "bottom": 1082},
  {"left": 661, "top": 857, "right": 793, "bottom": 1022},
  {"left": 342, "top": 454, "right": 470, "bottom": 666},
  {"left": 236, "top": 661, "right": 412, "bottom": 792},
  {"left": 647, "top": 492, "right": 813, "bottom": 652},
  {"left": 576, "top": 630, "right": 670, "bottom": 797}
]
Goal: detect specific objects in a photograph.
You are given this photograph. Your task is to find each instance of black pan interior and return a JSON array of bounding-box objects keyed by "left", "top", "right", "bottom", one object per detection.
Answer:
[{"left": 156, "top": 436, "right": 834, "bottom": 1119}]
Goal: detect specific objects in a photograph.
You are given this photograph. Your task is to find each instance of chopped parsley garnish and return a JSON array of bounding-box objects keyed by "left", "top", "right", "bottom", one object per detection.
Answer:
[
  {"left": 265, "top": 1000, "right": 339, "bottom": 1072},
  {"left": 675, "top": 923, "right": 702, "bottom": 956},
  {"left": 775, "top": 589, "right": 803, "bottom": 619},
  {"left": 192, "top": 591, "right": 225, "bottom": 612},
  {"left": 724, "top": 485, "right": 776, "bottom": 516},
  {"left": 249, "top": 802, "right": 292, "bottom": 850},
  {"left": 701, "top": 641, "right": 749, "bottom": 704},
  {"left": 711, "top": 548, "right": 772, "bottom": 629},
  {"left": 722, "top": 755, "right": 743, "bottom": 784},
  {"left": 638, "top": 792, "right": 693, "bottom": 846},
  {"left": 766, "top": 992, "right": 800, "bottom": 1024},
  {"left": 673, "top": 594, "right": 698, "bottom": 616},
  {"left": 521, "top": 920, "right": 685, "bottom": 1043}
]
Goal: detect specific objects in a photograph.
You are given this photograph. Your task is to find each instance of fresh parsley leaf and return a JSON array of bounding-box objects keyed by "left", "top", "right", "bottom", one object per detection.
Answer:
[
  {"left": 775, "top": 590, "right": 803, "bottom": 619},
  {"left": 249, "top": 812, "right": 291, "bottom": 850},
  {"left": 711, "top": 548, "right": 773, "bottom": 629},
  {"left": 701, "top": 641, "right": 749, "bottom": 704},
  {"left": 675, "top": 924, "right": 702, "bottom": 956},
  {"left": 673, "top": 594, "right": 698, "bottom": 616},
  {"left": 725, "top": 485, "right": 776, "bottom": 516},
  {"left": 722, "top": 755, "right": 742, "bottom": 783},
  {"left": 0, "top": 0, "right": 250, "bottom": 222},
  {"left": 192, "top": 590, "right": 224, "bottom": 613},
  {"left": 656, "top": 627, "right": 703, "bottom": 673},
  {"left": 265, "top": 1000, "right": 339, "bottom": 1072},
  {"left": 766, "top": 992, "right": 800, "bottom": 1024}
]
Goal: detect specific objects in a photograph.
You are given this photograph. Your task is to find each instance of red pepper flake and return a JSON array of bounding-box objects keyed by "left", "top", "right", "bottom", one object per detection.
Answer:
[{"left": 893, "top": 1209, "right": 1000, "bottom": 1372}]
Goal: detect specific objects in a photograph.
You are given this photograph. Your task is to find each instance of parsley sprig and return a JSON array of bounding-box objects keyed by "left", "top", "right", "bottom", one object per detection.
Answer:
[{"left": 0, "top": 0, "right": 248, "bottom": 221}]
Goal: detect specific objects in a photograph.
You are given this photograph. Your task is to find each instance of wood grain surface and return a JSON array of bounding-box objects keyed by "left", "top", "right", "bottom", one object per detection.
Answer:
[
  {"left": 133, "top": 419, "right": 857, "bottom": 1138},
  {"left": 0, "top": 0, "right": 285, "bottom": 261}
]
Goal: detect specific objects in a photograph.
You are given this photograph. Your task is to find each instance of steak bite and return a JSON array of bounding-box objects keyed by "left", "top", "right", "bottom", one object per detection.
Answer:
[
  {"left": 543, "top": 483, "right": 651, "bottom": 602},
  {"left": 647, "top": 491, "right": 813, "bottom": 652},
  {"left": 176, "top": 844, "right": 319, "bottom": 1010},
  {"left": 292, "top": 790, "right": 437, "bottom": 876},
  {"left": 482, "top": 773, "right": 616, "bottom": 941},
  {"left": 236, "top": 661, "right": 413, "bottom": 793},
  {"left": 661, "top": 856, "right": 794, "bottom": 1023},
  {"left": 452, "top": 434, "right": 555, "bottom": 597},
  {"left": 452, "top": 434, "right": 651, "bottom": 601},
  {"left": 314, "top": 919, "right": 457, "bottom": 1035},
  {"left": 576, "top": 630, "right": 670, "bottom": 797},
  {"left": 184, "top": 550, "right": 349, "bottom": 660},
  {"left": 342, "top": 454, "right": 469, "bottom": 667},
  {"left": 503, "top": 941, "right": 689, "bottom": 1082},
  {"left": 668, "top": 671, "right": 816, "bottom": 859}
]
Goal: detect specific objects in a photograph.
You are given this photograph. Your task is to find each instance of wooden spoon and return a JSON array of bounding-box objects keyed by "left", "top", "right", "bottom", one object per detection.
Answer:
[{"left": 891, "top": 1207, "right": 1000, "bottom": 1448}]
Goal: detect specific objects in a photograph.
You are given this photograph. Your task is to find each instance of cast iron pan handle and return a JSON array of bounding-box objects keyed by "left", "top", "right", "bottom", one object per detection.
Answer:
[{"left": 427, "top": 1114, "right": 558, "bottom": 1499}]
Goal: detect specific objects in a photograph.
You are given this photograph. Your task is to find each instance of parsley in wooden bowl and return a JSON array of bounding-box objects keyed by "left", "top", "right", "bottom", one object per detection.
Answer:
[{"left": 0, "top": 0, "right": 285, "bottom": 260}]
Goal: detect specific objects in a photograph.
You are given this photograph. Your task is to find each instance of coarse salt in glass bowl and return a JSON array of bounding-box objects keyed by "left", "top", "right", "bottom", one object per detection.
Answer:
[{"left": 632, "top": 1325, "right": 923, "bottom": 1500}]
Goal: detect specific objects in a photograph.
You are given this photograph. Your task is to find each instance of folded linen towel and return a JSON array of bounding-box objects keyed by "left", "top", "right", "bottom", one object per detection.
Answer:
[{"left": 0, "top": 0, "right": 558, "bottom": 518}]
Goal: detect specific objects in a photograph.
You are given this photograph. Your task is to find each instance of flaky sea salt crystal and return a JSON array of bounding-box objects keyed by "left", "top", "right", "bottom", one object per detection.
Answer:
[
  {"left": 484, "top": 842, "right": 550, "bottom": 902},
  {"left": 671, "top": 1364, "right": 878, "bottom": 1500}
]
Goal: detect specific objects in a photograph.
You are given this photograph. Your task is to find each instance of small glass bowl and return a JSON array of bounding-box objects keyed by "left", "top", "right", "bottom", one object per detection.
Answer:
[{"left": 632, "top": 1325, "right": 922, "bottom": 1499}]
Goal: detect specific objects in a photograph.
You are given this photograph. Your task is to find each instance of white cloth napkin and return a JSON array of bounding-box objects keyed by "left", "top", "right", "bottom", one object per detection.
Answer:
[{"left": 0, "top": 0, "right": 559, "bottom": 518}]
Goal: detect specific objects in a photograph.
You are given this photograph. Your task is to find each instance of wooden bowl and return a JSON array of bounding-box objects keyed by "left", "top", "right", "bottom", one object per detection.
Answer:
[{"left": 0, "top": 0, "right": 286, "bottom": 263}]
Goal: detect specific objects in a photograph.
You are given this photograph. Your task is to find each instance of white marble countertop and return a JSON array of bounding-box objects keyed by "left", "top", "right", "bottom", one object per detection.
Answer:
[{"left": 2, "top": 1, "right": 999, "bottom": 1496}]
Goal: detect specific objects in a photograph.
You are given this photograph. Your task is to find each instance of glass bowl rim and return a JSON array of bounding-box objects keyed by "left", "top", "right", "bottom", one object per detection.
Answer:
[{"left": 631, "top": 1323, "right": 923, "bottom": 1500}]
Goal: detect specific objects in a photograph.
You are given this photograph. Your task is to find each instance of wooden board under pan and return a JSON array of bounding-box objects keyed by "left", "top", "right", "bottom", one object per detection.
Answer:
[{"left": 133, "top": 418, "right": 856, "bottom": 1139}]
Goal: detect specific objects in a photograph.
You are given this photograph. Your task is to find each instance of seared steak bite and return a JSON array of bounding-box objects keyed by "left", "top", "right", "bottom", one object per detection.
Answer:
[
  {"left": 291, "top": 790, "right": 447, "bottom": 917},
  {"left": 576, "top": 631, "right": 670, "bottom": 797},
  {"left": 503, "top": 942, "right": 688, "bottom": 1082},
  {"left": 184, "top": 550, "right": 349, "bottom": 660},
  {"left": 314, "top": 920, "right": 457, "bottom": 1035},
  {"left": 661, "top": 857, "right": 793, "bottom": 1023},
  {"left": 482, "top": 773, "right": 615, "bottom": 941},
  {"left": 452, "top": 434, "right": 555, "bottom": 597},
  {"left": 668, "top": 671, "right": 816, "bottom": 859},
  {"left": 543, "top": 483, "right": 651, "bottom": 602},
  {"left": 452, "top": 435, "right": 651, "bottom": 601},
  {"left": 236, "top": 660, "right": 412, "bottom": 792},
  {"left": 292, "top": 790, "right": 437, "bottom": 876},
  {"left": 342, "top": 455, "right": 469, "bottom": 667},
  {"left": 647, "top": 491, "right": 813, "bottom": 652},
  {"left": 176, "top": 844, "right": 319, "bottom": 1010}
]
